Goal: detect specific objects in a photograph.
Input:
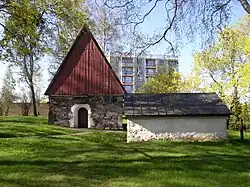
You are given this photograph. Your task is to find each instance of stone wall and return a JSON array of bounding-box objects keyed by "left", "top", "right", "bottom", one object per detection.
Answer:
[
  {"left": 127, "top": 117, "right": 227, "bottom": 142},
  {"left": 49, "top": 95, "right": 123, "bottom": 129}
]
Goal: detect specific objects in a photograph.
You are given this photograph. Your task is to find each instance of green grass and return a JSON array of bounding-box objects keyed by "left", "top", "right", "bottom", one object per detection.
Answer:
[
  {"left": 0, "top": 116, "right": 77, "bottom": 138},
  {"left": 0, "top": 117, "right": 250, "bottom": 186}
]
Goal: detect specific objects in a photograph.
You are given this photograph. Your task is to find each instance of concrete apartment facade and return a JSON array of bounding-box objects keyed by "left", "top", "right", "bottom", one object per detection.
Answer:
[{"left": 108, "top": 54, "right": 179, "bottom": 93}]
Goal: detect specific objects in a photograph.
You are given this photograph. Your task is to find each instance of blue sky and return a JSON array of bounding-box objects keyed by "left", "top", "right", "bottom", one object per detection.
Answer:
[
  {"left": 137, "top": 1, "right": 247, "bottom": 75},
  {"left": 0, "top": 3, "right": 247, "bottom": 92}
]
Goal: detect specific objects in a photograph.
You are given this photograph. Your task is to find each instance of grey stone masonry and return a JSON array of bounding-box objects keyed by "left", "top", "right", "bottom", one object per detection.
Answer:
[{"left": 48, "top": 95, "right": 123, "bottom": 129}]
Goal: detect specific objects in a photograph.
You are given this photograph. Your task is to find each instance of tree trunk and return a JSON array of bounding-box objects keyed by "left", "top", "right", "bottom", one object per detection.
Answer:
[
  {"left": 4, "top": 105, "right": 9, "bottom": 116},
  {"left": 30, "top": 84, "right": 38, "bottom": 117},
  {"left": 0, "top": 104, "right": 3, "bottom": 116},
  {"left": 239, "top": 0, "right": 250, "bottom": 14},
  {"left": 240, "top": 118, "right": 244, "bottom": 140},
  {"left": 240, "top": 127, "right": 244, "bottom": 140}
]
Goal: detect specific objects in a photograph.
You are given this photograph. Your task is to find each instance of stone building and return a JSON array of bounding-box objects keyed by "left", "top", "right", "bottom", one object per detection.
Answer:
[
  {"left": 44, "top": 28, "right": 125, "bottom": 128},
  {"left": 124, "top": 93, "right": 231, "bottom": 142}
]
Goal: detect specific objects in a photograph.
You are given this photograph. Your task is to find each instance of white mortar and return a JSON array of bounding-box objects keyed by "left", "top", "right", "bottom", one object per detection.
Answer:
[{"left": 70, "top": 104, "right": 93, "bottom": 128}]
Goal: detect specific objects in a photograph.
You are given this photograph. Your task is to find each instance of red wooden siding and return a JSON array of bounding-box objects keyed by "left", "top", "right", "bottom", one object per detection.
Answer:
[{"left": 45, "top": 29, "right": 125, "bottom": 95}]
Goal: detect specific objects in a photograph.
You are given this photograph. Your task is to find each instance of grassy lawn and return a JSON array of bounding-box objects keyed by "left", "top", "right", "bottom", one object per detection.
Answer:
[
  {"left": 0, "top": 117, "right": 250, "bottom": 186},
  {"left": 0, "top": 116, "right": 77, "bottom": 138}
]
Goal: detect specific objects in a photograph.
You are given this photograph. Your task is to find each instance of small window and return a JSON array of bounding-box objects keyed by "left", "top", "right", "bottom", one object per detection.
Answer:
[
  {"left": 122, "top": 76, "right": 133, "bottom": 83},
  {"left": 122, "top": 67, "right": 133, "bottom": 75},
  {"left": 122, "top": 58, "right": 134, "bottom": 66},
  {"left": 146, "top": 59, "right": 156, "bottom": 66},
  {"left": 124, "top": 85, "right": 133, "bottom": 93},
  {"left": 146, "top": 68, "right": 155, "bottom": 75}
]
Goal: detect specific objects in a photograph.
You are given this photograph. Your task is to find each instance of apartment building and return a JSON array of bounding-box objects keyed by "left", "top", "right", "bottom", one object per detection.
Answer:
[{"left": 109, "top": 54, "right": 178, "bottom": 93}]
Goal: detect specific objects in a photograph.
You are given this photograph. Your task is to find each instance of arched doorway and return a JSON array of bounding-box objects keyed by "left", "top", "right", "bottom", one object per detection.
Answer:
[{"left": 78, "top": 107, "right": 88, "bottom": 128}]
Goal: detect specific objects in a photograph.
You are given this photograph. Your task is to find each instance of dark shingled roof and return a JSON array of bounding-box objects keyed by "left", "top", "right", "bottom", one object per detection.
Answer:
[{"left": 124, "top": 93, "right": 232, "bottom": 117}]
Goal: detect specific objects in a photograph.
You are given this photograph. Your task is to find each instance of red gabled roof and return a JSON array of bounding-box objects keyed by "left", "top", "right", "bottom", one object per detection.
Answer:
[{"left": 44, "top": 27, "right": 126, "bottom": 95}]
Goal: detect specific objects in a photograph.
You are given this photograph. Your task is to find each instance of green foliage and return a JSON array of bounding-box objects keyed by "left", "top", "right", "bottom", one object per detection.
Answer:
[
  {"left": 241, "top": 103, "right": 250, "bottom": 129},
  {"left": 192, "top": 15, "right": 250, "bottom": 129},
  {"left": 230, "top": 103, "right": 250, "bottom": 130},
  {"left": 1, "top": 1, "right": 45, "bottom": 58},
  {"left": 0, "top": 0, "right": 93, "bottom": 115},
  {"left": 0, "top": 1, "right": 48, "bottom": 116},
  {"left": 0, "top": 0, "right": 92, "bottom": 77},
  {"left": 138, "top": 71, "right": 182, "bottom": 93}
]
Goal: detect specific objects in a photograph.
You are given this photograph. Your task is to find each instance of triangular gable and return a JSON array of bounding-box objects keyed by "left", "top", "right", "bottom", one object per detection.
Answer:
[{"left": 45, "top": 27, "right": 126, "bottom": 95}]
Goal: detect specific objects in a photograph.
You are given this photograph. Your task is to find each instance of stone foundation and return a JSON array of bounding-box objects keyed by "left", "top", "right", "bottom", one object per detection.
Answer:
[
  {"left": 127, "top": 120, "right": 225, "bottom": 142},
  {"left": 48, "top": 95, "right": 123, "bottom": 129}
]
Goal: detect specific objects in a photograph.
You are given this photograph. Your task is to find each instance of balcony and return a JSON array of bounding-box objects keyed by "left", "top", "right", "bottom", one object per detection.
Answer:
[
  {"left": 122, "top": 71, "right": 133, "bottom": 76},
  {"left": 122, "top": 62, "right": 134, "bottom": 67},
  {"left": 122, "top": 76, "right": 133, "bottom": 84},
  {"left": 122, "top": 67, "right": 133, "bottom": 76},
  {"left": 122, "top": 58, "right": 134, "bottom": 67}
]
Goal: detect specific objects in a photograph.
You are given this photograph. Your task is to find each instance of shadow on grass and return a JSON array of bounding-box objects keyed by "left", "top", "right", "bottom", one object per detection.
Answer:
[
  {"left": 0, "top": 120, "right": 37, "bottom": 124},
  {"left": 0, "top": 131, "right": 250, "bottom": 186},
  {"left": 0, "top": 132, "right": 18, "bottom": 138},
  {"left": 0, "top": 151, "right": 250, "bottom": 186},
  {"left": 229, "top": 139, "right": 250, "bottom": 146},
  {"left": 0, "top": 127, "right": 68, "bottom": 138}
]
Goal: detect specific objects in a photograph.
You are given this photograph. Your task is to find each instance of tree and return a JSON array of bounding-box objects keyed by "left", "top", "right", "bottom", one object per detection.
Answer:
[
  {"left": 0, "top": 1, "right": 47, "bottom": 117},
  {"left": 0, "top": 1, "right": 92, "bottom": 75},
  {"left": 49, "top": 0, "right": 125, "bottom": 77},
  {"left": 0, "top": 67, "right": 16, "bottom": 116},
  {"left": 138, "top": 71, "right": 182, "bottom": 93},
  {"left": 241, "top": 102, "right": 250, "bottom": 130},
  {"left": 103, "top": 0, "right": 250, "bottom": 52},
  {"left": 180, "top": 74, "right": 211, "bottom": 93},
  {"left": 90, "top": 1, "right": 121, "bottom": 55},
  {"left": 0, "top": 1, "right": 92, "bottom": 115},
  {"left": 192, "top": 16, "right": 250, "bottom": 133},
  {"left": 47, "top": 1, "right": 92, "bottom": 77},
  {"left": 17, "top": 88, "right": 32, "bottom": 116}
]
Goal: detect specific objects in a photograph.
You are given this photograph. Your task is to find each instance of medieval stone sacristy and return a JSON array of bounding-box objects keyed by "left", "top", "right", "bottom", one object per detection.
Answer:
[{"left": 44, "top": 27, "right": 125, "bottom": 129}]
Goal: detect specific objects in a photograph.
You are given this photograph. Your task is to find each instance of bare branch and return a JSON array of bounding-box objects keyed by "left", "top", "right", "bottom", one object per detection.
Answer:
[
  {"left": 104, "top": 0, "right": 134, "bottom": 9},
  {"left": 209, "top": 0, "right": 231, "bottom": 37},
  {"left": 137, "top": 0, "right": 179, "bottom": 56},
  {"left": 133, "top": 0, "right": 163, "bottom": 31},
  {"left": 209, "top": 73, "right": 223, "bottom": 91}
]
